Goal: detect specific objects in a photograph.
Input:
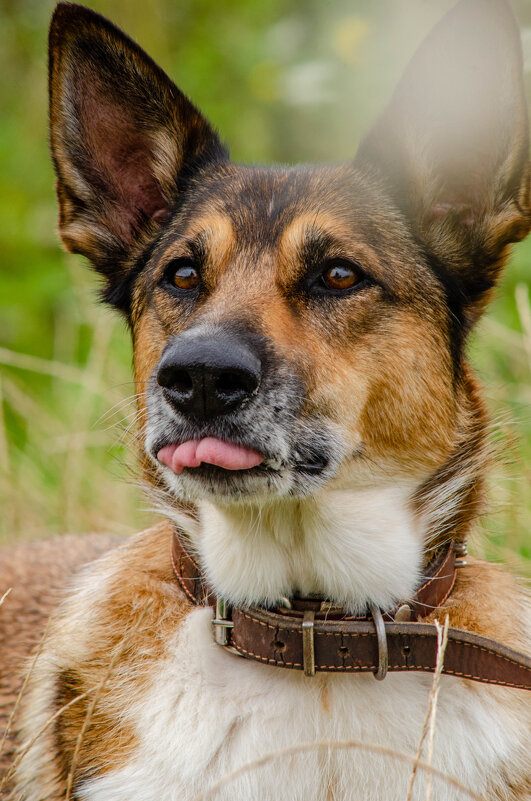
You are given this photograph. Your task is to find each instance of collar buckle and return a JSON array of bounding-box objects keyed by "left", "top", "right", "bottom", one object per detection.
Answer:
[{"left": 212, "top": 597, "right": 234, "bottom": 646}]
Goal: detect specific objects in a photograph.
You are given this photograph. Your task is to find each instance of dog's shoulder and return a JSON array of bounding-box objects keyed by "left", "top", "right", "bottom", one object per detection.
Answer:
[
  {"left": 19, "top": 517, "right": 190, "bottom": 689},
  {"left": 11, "top": 521, "right": 192, "bottom": 800},
  {"left": 427, "top": 557, "right": 531, "bottom": 654}
]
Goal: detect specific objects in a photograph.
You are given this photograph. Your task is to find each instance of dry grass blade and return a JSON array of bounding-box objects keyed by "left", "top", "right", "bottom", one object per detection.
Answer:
[
  {"left": 0, "top": 376, "right": 15, "bottom": 537},
  {"left": 0, "top": 615, "right": 51, "bottom": 760},
  {"left": 515, "top": 282, "right": 531, "bottom": 372},
  {"left": 0, "top": 378, "right": 9, "bottom": 472},
  {"left": 189, "top": 738, "right": 482, "bottom": 801},
  {"left": 63, "top": 311, "right": 115, "bottom": 531},
  {"left": 0, "top": 587, "right": 11, "bottom": 607},
  {"left": 406, "top": 614, "right": 450, "bottom": 801},
  {"left": 64, "top": 598, "right": 154, "bottom": 801},
  {"left": 425, "top": 617, "right": 450, "bottom": 801},
  {"left": 480, "top": 316, "right": 529, "bottom": 358},
  {"left": 0, "top": 346, "right": 104, "bottom": 395}
]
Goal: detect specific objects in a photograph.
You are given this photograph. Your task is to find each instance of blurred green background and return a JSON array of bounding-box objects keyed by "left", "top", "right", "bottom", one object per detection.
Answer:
[{"left": 0, "top": 0, "right": 530, "bottom": 572}]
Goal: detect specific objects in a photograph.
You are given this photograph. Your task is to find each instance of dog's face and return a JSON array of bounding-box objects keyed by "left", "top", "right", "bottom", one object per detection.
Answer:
[
  {"left": 49, "top": 2, "right": 530, "bottom": 512},
  {"left": 136, "top": 165, "right": 457, "bottom": 503}
]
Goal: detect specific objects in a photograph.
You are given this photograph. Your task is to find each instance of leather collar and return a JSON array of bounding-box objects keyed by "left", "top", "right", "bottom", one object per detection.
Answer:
[{"left": 171, "top": 529, "right": 531, "bottom": 689}]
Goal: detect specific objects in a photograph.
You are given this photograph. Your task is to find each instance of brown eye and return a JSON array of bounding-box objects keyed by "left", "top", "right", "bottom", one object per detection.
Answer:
[
  {"left": 171, "top": 263, "right": 199, "bottom": 291},
  {"left": 321, "top": 263, "right": 359, "bottom": 291}
]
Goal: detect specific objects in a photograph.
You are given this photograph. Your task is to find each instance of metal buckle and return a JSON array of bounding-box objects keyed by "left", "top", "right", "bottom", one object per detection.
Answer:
[
  {"left": 302, "top": 610, "right": 316, "bottom": 677},
  {"left": 211, "top": 598, "right": 234, "bottom": 646},
  {"left": 454, "top": 539, "right": 468, "bottom": 568},
  {"left": 370, "top": 604, "right": 388, "bottom": 681}
]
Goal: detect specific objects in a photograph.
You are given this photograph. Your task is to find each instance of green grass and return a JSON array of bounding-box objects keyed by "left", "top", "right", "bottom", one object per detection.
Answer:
[{"left": 0, "top": 0, "right": 529, "bottom": 573}]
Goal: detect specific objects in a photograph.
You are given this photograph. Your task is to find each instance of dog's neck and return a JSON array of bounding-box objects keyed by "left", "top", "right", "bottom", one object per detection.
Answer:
[
  {"left": 161, "top": 387, "right": 488, "bottom": 616},
  {"left": 193, "top": 483, "right": 424, "bottom": 615},
  {"left": 157, "top": 388, "right": 488, "bottom": 616}
]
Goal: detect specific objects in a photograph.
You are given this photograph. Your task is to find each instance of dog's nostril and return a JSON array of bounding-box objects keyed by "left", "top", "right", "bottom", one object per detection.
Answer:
[
  {"left": 172, "top": 369, "right": 194, "bottom": 394},
  {"left": 216, "top": 371, "right": 250, "bottom": 397},
  {"left": 157, "top": 365, "right": 194, "bottom": 393}
]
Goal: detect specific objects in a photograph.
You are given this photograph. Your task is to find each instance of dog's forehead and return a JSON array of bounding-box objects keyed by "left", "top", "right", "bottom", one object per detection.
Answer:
[{"left": 170, "top": 163, "right": 397, "bottom": 249}]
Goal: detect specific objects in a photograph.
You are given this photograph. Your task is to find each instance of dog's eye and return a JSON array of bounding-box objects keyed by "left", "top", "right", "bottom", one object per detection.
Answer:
[
  {"left": 172, "top": 264, "right": 199, "bottom": 291},
  {"left": 165, "top": 260, "right": 200, "bottom": 292},
  {"left": 313, "top": 260, "right": 367, "bottom": 295},
  {"left": 305, "top": 259, "right": 371, "bottom": 298},
  {"left": 321, "top": 263, "right": 359, "bottom": 291}
]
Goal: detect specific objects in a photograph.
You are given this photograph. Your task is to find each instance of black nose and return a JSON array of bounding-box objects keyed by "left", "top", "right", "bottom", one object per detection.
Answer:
[{"left": 156, "top": 333, "right": 262, "bottom": 421}]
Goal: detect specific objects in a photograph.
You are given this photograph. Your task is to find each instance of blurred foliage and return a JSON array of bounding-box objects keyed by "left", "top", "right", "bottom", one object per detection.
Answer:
[{"left": 0, "top": 0, "right": 529, "bottom": 571}]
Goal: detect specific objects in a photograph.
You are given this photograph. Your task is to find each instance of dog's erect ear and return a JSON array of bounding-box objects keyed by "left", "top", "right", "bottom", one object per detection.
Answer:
[
  {"left": 48, "top": 3, "right": 227, "bottom": 279},
  {"left": 355, "top": 0, "right": 531, "bottom": 322}
]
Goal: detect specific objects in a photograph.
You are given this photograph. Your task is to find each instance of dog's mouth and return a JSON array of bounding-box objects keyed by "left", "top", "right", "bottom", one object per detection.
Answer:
[
  {"left": 150, "top": 425, "right": 339, "bottom": 498},
  {"left": 157, "top": 438, "right": 265, "bottom": 474},
  {"left": 156, "top": 437, "right": 330, "bottom": 479}
]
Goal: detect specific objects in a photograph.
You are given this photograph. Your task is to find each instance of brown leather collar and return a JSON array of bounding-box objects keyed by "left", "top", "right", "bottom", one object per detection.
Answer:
[{"left": 171, "top": 529, "right": 531, "bottom": 689}]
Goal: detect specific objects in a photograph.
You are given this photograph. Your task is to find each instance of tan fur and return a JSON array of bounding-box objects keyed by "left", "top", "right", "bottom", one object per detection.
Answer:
[
  {"left": 3, "top": 2, "right": 530, "bottom": 798},
  {"left": 162, "top": 214, "right": 236, "bottom": 277},
  {"left": 427, "top": 559, "right": 529, "bottom": 652},
  {"left": 45, "top": 523, "right": 186, "bottom": 786}
]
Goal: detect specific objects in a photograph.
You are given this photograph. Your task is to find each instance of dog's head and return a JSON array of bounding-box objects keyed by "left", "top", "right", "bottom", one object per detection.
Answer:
[{"left": 48, "top": 1, "right": 529, "bottom": 603}]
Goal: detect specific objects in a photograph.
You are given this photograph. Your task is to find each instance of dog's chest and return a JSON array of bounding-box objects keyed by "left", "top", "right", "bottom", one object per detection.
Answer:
[{"left": 80, "top": 608, "right": 522, "bottom": 801}]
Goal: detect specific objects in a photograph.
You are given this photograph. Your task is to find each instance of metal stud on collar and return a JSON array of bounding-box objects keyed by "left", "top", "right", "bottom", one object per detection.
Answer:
[{"left": 370, "top": 604, "right": 388, "bottom": 680}]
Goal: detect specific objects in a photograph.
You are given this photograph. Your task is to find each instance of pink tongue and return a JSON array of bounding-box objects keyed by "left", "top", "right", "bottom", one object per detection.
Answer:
[{"left": 157, "top": 438, "right": 264, "bottom": 474}]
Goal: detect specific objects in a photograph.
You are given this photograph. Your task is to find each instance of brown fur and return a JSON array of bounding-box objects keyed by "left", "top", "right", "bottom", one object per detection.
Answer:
[
  {"left": 2, "top": 1, "right": 531, "bottom": 798},
  {"left": 42, "top": 523, "right": 185, "bottom": 791},
  {"left": 427, "top": 559, "right": 529, "bottom": 652}
]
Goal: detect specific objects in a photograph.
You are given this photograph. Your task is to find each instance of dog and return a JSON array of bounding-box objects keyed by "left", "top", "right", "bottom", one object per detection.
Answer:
[{"left": 2, "top": 0, "right": 531, "bottom": 798}]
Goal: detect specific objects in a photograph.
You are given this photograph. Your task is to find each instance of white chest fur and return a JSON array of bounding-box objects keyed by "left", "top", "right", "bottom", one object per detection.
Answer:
[
  {"left": 80, "top": 607, "right": 525, "bottom": 801},
  {"left": 196, "top": 484, "right": 424, "bottom": 614}
]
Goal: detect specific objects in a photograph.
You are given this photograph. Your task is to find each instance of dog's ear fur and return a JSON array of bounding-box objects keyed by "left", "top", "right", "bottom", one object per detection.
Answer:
[
  {"left": 356, "top": 0, "right": 531, "bottom": 324},
  {"left": 48, "top": 3, "right": 227, "bottom": 296}
]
